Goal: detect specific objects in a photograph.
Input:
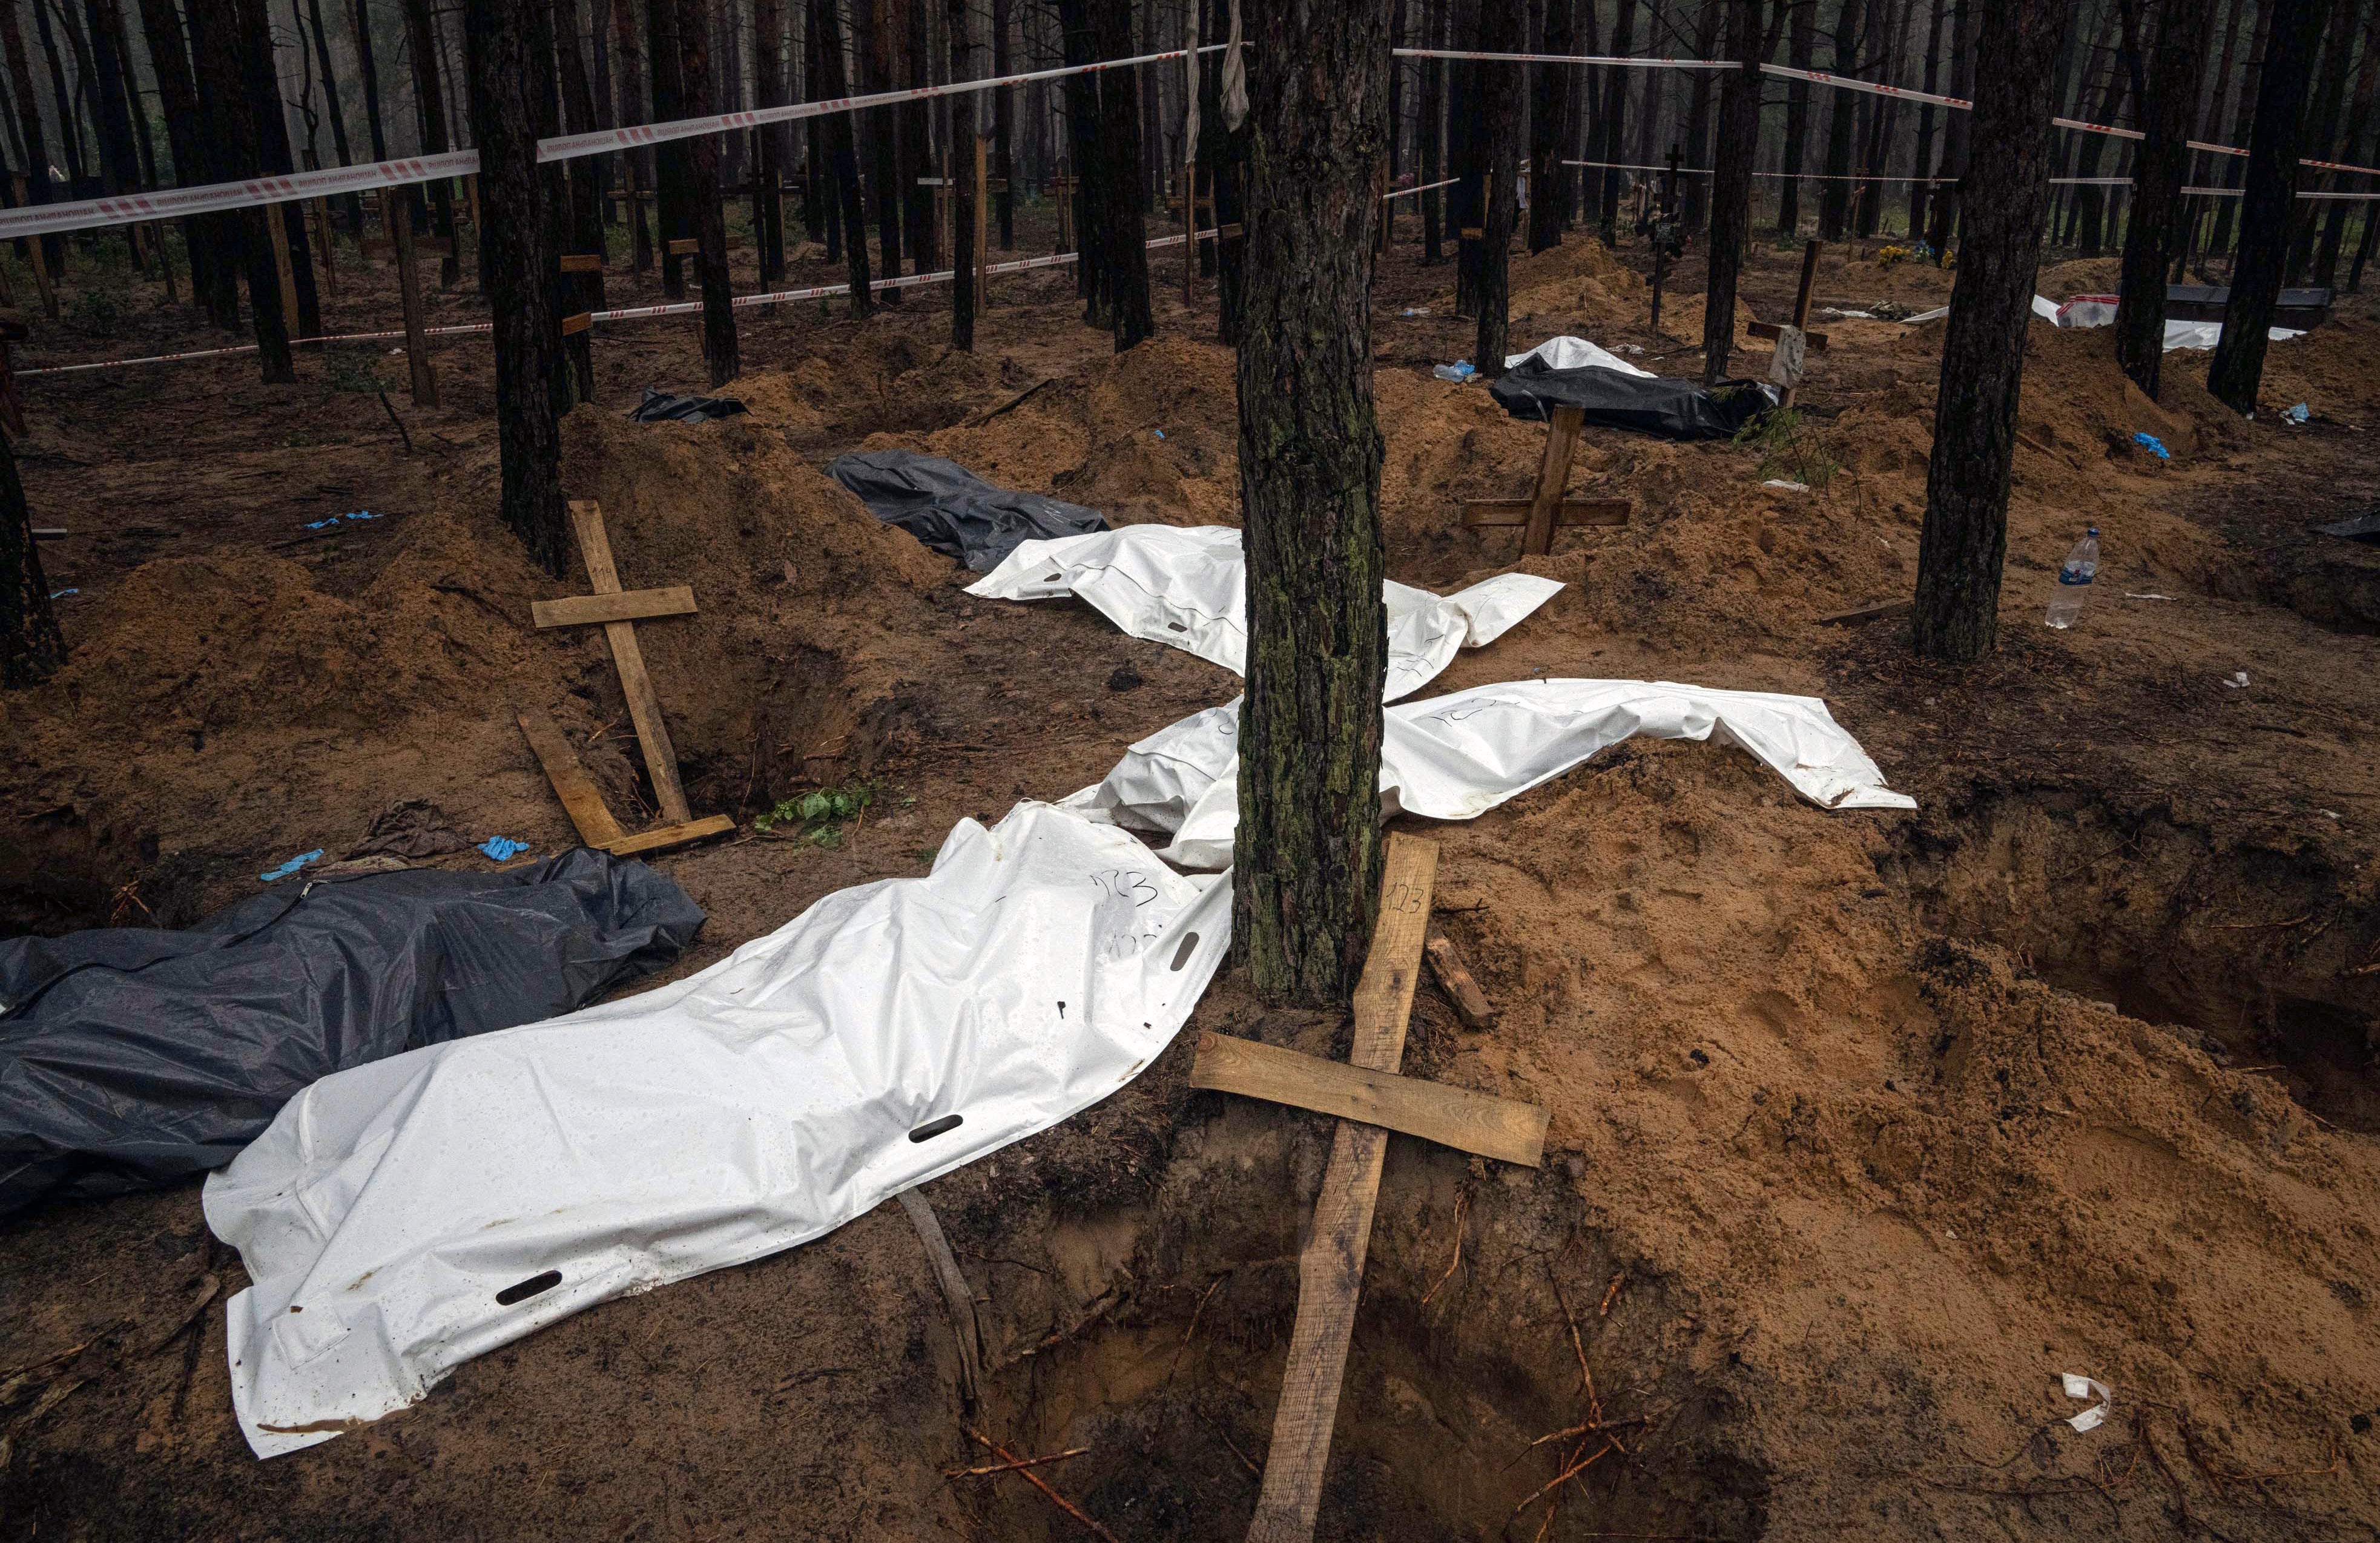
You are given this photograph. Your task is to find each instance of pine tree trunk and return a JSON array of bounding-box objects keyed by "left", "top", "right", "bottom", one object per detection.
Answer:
[
  {"left": 0, "top": 0, "right": 60, "bottom": 281},
  {"left": 1235, "top": 0, "right": 1394, "bottom": 1007},
  {"left": 811, "top": 0, "right": 872, "bottom": 313},
  {"left": 678, "top": 0, "right": 740, "bottom": 386},
  {"left": 1681, "top": 0, "right": 1721, "bottom": 230},
  {"left": 1704, "top": 0, "right": 1767, "bottom": 383},
  {"left": 613, "top": 0, "right": 656, "bottom": 274},
  {"left": 1527, "top": 0, "right": 1570, "bottom": 252},
  {"left": 2114, "top": 0, "right": 2216, "bottom": 400},
  {"left": 1908, "top": 0, "right": 1946, "bottom": 238},
  {"left": 187, "top": 0, "right": 294, "bottom": 378},
  {"left": 899, "top": 0, "right": 936, "bottom": 273},
  {"left": 463, "top": 0, "right": 569, "bottom": 575},
  {"left": 0, "top": 429, "right": 62, "bottom": 689},
  {"left": 237, "top": 0, "right": 323, "bottom": 337},
  {"left": 556, "top": 0, "right": 605, "bottom": 400},
  {"left": 1910, "top": 0, "right": 2068, "bottom": 662},
  {"left": 650, "top": 0, "right": 693, "bottom": 300},
  {"left": 1923, "top": 0, "right": 1971, "bottom": 256},
  {"left": 947, "top": 0, "right": 973, "bottom": 350},
  {"left": 1450, "top": 0, "right": 1483, "bottom": 315},
  {"left": 302, "top": 0, "right": 361, "bottom": 233},
  {"left": 79, "top": 0, "right": 136, "bottom": 194},
  {"left": 1472, "top": 0, "right": 1521, "bottom": 369},
  {"left": 2309, "top": 0, "right": 2377, "bottom": 285},
  {"left": 2210, "top": 0, "right": 2273, "bottom": 258},
  {"left": 1093, "top": 0, "right": 1151, "bottom": 349},
  {"left": 134, "top": 0, "right": 220, "bottom": 308},
  {"left": 1818, "top": 0, "right": 1863, "bottom": 240},
  {"left": 351, "top": 0, "right": 386, "bottom": 160},
  {"left": 1598, "top": 0, "right": 1634, "bottom": 240},
  {"left": 34, "top": 0, "right": 86, "bottom": 189},
  {"left": 2210, "top": 0, "right": 2336, "bottom": 412},
  {"left": 1055, "top": 0, "right": 1103, "bottom": 318},
  {"left": 2286, "top": 0, "right": 2361, "bottom": 280},
  {"left": 992, "top": 0, "right": 1013, "bottom": 247},
  {"left": 1776, "top": 0, "right": 1814, "bottom": 237},
  {"left": 1419, "top": 0, "right": 1445, "bottom": 258},
  {"left": 402, "top": 0, "right": 460, "bottom": 287},
  {"left": 755, "top": 0, "right": 788, "bottom": 281}
]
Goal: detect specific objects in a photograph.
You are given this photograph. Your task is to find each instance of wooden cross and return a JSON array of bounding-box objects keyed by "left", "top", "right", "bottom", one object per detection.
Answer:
[
  {"left": 516, "top": 500, "right": 734, "bottom": 858},
  {"left": 1747, "top": 238, "right": 1828, "bottom": 407},
  {"left": 1460, "top": 404, "right": 1631, "bottom": 557},
  {"left": 1225, "top": 837, "right": 1547, "bottom": 1542}
]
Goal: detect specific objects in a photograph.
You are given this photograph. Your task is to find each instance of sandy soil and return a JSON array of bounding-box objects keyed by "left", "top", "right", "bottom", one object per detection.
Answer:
[{"left": 3, "top": 212, "right": 2379, "bottom": 1541}]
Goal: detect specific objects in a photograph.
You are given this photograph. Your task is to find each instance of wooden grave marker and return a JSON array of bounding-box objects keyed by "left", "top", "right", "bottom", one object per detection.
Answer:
[
  {"left": 1226, "top": 835, "right": 1548, "bottom": 1541},
  {"left": 516, "top": 500, "right": 734, "bottom": 857},
  {"left": 1749, "top": 238, "right": 1829, "bottom": 408},
  {"left": 1460, "top": 403, "right": 1632, "bottom": 556}
]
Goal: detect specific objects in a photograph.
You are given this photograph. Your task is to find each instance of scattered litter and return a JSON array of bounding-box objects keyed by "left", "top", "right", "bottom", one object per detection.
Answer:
[
  {"left": 304, "top": 510, "right": 378, "bottom": 531},
  {"left": 1493, "top": 337, "right": 1776, "bottom": 440},
  {"left": 2321, "top": 809, "right": 2341, "bottom": 820},
  {"left": 1902, "top": 304, "right": 1949, "bottom": 324},
  {"left": 628, "top": 387, "right": 748, "bottom": 423},
  {"left": 47, "top": 588, "right": 77, "bottom": 599},
  {"left": 1619, "top": 343, "right": 1646, "bottom": 354},
  {"left": 829, "top": 449, "right": 1107, "bottom": 572},
  {"left": 348, "top": 798, "right": 470, "bottom": 861},
  {"left": 2123, "top": 592, "right": 2175, "bottom": 601},
  {"left": 1152, "top": 428, "right": 1165, "bottom": 439},
  {"left": 967, "top": 525, "right": 1562, "bottom": 702},
  {"left": 257, "top": 850, "right": 324, "bottom": 883},
  {"left": 1762, "top": 478, "right": 1810, "bottom": 492},
  {"left": 2132, "top": 432, "right": 2171, "bottom": 460},
  {"left": 2160, "top": 320, "right": 2304, "bottom": 350},
  {"left": 1400, "top": 307, "right": 1432, "bottom": 317},
  {"left": 2060, "top": 1373, "right": 2113, "bottom": 1433},
  {"left": 205, "top": 801, "right": 1227, "bottom": 1458},
  {"left": 1069, "top": 679, "right": 1916, "bottom": 870},
  {"left": 1817, "top": 307, "right": 1876, "bottom": 320},
  {"left": 477, "top": 836, "right": 530, "bottom": 862},
  {"left": 1106, "top": 665, "right": 1142, "bottom": 693},
  {"left": 1432, "top": 360, "right": 1477, "bottom": 382},
  {"left": 2316, "top": 510, "right": 2380, "bottom": 541},
  {"left": 2054, "top": 294, "right": 2119, "bottom": 328},
  {"left": 2283, "top": 402, "right": 2311, "bottom": 424},
  {"left": 0, "top": 849, "right": 704, "bottom": 1217},
  {"left": 2224, "top": 671, "right": 2250, "bottom": 688}
]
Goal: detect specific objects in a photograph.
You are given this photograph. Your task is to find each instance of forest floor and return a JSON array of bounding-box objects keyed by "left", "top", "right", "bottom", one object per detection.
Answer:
[{"left": 4, "top": 205, "right": 2380, "bottom": 1541}]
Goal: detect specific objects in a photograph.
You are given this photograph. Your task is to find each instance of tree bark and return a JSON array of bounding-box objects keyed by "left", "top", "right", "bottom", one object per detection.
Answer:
[
  {"left": 1911, "top": 0, "right": 2069, "bottom": 662},
  {"left": 0, "top": 427, "right": 62, "bottom": 689},
  {"left": 650, "top": 0, "right": 694, "bottom": 299},
  {"left": 992, "top": 0, "right": 1013, "bottom": 246},
  {"left": 236, "top": 0, "right": 323, "bottom": 337},
  {"left": 303, "top": 0, "right": 362, "bottom": 232},
  {"left": 2286, "top": 0, "right": 2362, "bottom": 280},
  {"left": 1776, "top": 0, "right": 1815, "bottom": 237},
  {"left": 463, "top": 0, "right": 569, "bottom": 574},
  {"left": 1473, "top": 0, "right": 1521, "bottom": 368},
  {"left": 557, "top": 0, "right": 604, "bottom": 400},
  {"left": 1235, "top": 0, "right": 1394, "bottom": 1007},
  {"left": 811, "top": 0, "right": 872, "bottom": 313},
  {"left": 1527, "top": 0, "right": 1570, "bottom": 252},
  {"left": 1598, "top": 0, "right": 1633, "bottom": 240},
  {"left": 1704, "top": 0, "right": 1770, "bottom": 383},
  {"left": 2209, "top": 0, "right": 2272, "bottom": 257},
  {"left": 2210, "top": 0, "right": 2336, "bottom": 412},
  {"left": 1, "top": 0, "right": 59, "bottom": 278},
  {"left": 899, "top": 0, "right": 936, "bottom": 272},
  {"left": 1056, "top": 0, "right": 1103, "bottom": 318},
  {"left": 1818, "top": 0, "right": 1865, "bottom": 240},
  {"left": 2309, "top": 0, "right": 2378, "bottom": 285},
  {"left": 401, "top": 0, "right": 460, "bottom": 286},
  {"left": 1419, "top": 0, "right": 1445, "bottom": 258},
  {"left": 2114, "top": 0, "right": 2217, "bottom": 399},
  {"left": 1681, "top": 0, "right": 1721, "bottom": 230},
  {"left": 1923, "top": 0, "right": 1971, "bottom": 255},
  {"left": 134, "top": 0, "right": 218, "bottom": 305},
  {"left": 1092, "top": 0, "right": 1152, "bottom": 349},
  {"left": 677, "top": 0, "right": 739, "bottom": 386},
  {"left": 755, "top": 0, "right": 788, "bottom": 281},
  {"left": 613, "top": 0, "right": 656, "bottom": 274},
  {"left": 187, "top": 0, "right": 294, "bottom": 378},
  {"left": 79, "top": 0, "right": 136, "bottom": 194},
  {"left": 948, "top": 0, "right": 973, "bottom": 350},
  {"left": 33, "top": 0, "right": 85, "bottom": 188},
  {"left": 351, "top": 0, "right": 387, "bottom": 160}
]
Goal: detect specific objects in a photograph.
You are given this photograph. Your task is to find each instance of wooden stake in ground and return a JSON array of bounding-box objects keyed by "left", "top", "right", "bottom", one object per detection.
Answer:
[
  {"left": 1234, "top": 0, "right": 1397, "bottom": 1007},
  {"left": 392, "top": 187, "right": 438, "bottom": 407},
  {"left": 0, "top": 421, "right": 63, "bottom": 689},
  {"left": 462, "top": 0, "right": 570, "bottom": 573},
  {"left": 1246, "top": 834, "right": 1439, "bottom": 1541},
  {"left": 1910, "top": 0, "right": 2071, "bottom": 662}
]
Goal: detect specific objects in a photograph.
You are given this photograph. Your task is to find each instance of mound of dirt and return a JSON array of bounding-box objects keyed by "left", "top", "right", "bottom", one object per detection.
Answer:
[{"left": 2039, "top": 255, "right": 2125, "bottom": 297}]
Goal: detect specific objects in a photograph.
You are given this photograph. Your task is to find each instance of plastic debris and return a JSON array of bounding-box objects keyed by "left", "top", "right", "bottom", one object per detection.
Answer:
[
  {"left": 304, "top": 510, "right": 379, "bottom": 531},
  {"left": 828, "top": 449, "right": 1107, "bottom": 573},
  {"left": 2123, "top": 592, "right": 2175, "bottom": 601},
  {"left": 1433, "top": 360, "right": 1478, "bottom": 382},
  {"left": 1762, "top": 478, "right": 1810, "bottom": 492},
  {"left": 1153, "top": 429, "right": 1165, "bottom": 439},
  {"left": 2284, "top": 402, "right": 2311, "bottom": 424},
  {"left": 1400, "top": 307, "right": 1432, "bottom": 317},
  {"left": 478, "top": 837, "right": 531, "bottom": 862},
  {"left": 2317, "top": 510, "right": 2380, "bottom": 542},
  {"left": 2224, "top": 671, "right": 2250, "bottom": 688},
  {"left": 258, "top": 850, "right": 324, "bottom": 883},
  {"left": 2132, "top": 432, "right": 2171, "bottom": 460},
  {"left": 47, "top": 588, "right": 77, "bottom": 600},
  {"left": 628, "top": 388, "right": 748, "bottom": 423},
  {"left": 2061, "top": 1373, "right": 2113, "bottom": 1433}
]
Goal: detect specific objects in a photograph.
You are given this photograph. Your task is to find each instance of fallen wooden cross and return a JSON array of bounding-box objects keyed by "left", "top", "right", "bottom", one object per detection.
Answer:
[
  {"left": 1462, "top": 403, "right": 1632, "bottom": 557},
  {"left": 1235, "top": 835, "right": 1549, "bottom": 1541},
  {"left": 1815, "top": 598, "right": 1913, "bottom": 627},
  {"left": 516, "top": 500, "right": 734, "bottom": 858}
]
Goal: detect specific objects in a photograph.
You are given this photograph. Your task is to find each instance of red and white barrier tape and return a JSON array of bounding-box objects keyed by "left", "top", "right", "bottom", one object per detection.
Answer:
[
  {"left": 0, "top": 45, "right": 1227, "bottom": 244},
  {"left": 1382, "top": 177, "right": 1460, "bottom": 200},
  {"left": 1761, "top": 63, "right": 1967, "bottom": 108},
  {"left": 1396, "top": 47, "right": 1730, "bottom": 69},
  {"left": 17, "top": 232, "right": 1225, "bottom": 376}
]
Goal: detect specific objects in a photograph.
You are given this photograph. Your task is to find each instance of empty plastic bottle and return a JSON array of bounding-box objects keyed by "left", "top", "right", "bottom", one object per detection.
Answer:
[
  {"left": 1432, "top": 360, "right": 1477, "bottom": 382},
  {"left": 2045, "top": 527, "right": 2100, "bottom": 630}
]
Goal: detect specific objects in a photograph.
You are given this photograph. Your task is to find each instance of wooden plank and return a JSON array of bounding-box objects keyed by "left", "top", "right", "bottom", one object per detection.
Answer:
[
  {"left": 515, "top": 706, "right": 628, "bottom": 848},
  {"left": 596, "top": 814, "right": 736, "bottom": 857},
  {"left": 1247, "top": 834, "right": 1439, "bottom": 1543},
  {"left": 31, "top": 527, "right": 67, "bottom": 540},
  {"left": 561, "top": 311, "right": 593, "bottom": 336},
  {"left": 1191, "top": 1033, "right": 1543, "bottom": 1166},
  {"left": 567, "top": 500, "right": 695, "bottom": 826},
  {"left": 532, "top": 585, "right": 697, "bottom": 630},
  {"left": 1747, "top": 318, "right": 1830, "bottom": 352},
  {"left": 1521, "top": 404, "right": 1586, "bottom": 556},
  {"left": 559, "top": 252, "right": 604, "bottom": 272},
  {"left": 666, "top": 237, "right": 699, "bottom": 255},
  {"left": 1815, "top": 598, "right": 1913, "bottom": 627},
  {"left": 1424, "top": 924, "right": 1497, "bottom": 1030},
  {"left": 897, "top": 1189, "right": 985, "bottom": 1408},
  {"left": 1462, "top": 497, "right": 1630, "bottom": 528}
]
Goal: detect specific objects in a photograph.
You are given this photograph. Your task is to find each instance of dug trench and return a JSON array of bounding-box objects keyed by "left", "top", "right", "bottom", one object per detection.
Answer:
[{"left": 5, "top": 237, "right": 2380, "bottom": 1539}]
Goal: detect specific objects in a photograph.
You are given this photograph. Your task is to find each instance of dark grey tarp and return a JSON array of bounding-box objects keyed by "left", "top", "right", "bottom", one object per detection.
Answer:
[
  {"left": 630, "top": 388, "right": 750, "bottom": 423},
  {"left": 1489, "top": 357, "right": 1778, "bottom": 441},
  {"left": 0, "top": 848, "right": 705, "bottom": 1217},
  {"left": 828, "top": 449, "right": 1109, "bottom": 571}
]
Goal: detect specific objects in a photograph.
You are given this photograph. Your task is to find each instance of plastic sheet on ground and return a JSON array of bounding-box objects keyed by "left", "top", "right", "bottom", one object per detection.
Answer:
[
  {"left": 203, "top": 801, "right": 1230, "bottom": 1459},
  {"left": 965, "top": 524, "right": 1563, "bottom": 701},
  {"left": 1503, "top": 335, "right": 1655, "bottom": 378},
  {"left": 1489, "top": 352, "right": 1777, "bottom": 441},
  {"left": 1066, "top": 679, "right": 1918, "bottom": 870},
  {"left": 829, "top": 449, "right": 1109, "bottom": 571},
  {"left": 2159, "top": 320, "right": 2304, "bottom": 351},
  {"left": 0, "top": 850, "right": 705, "bottom": 1219},
  {"left": 629, "top": 388, "right": 750, "bottom": 423}
]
